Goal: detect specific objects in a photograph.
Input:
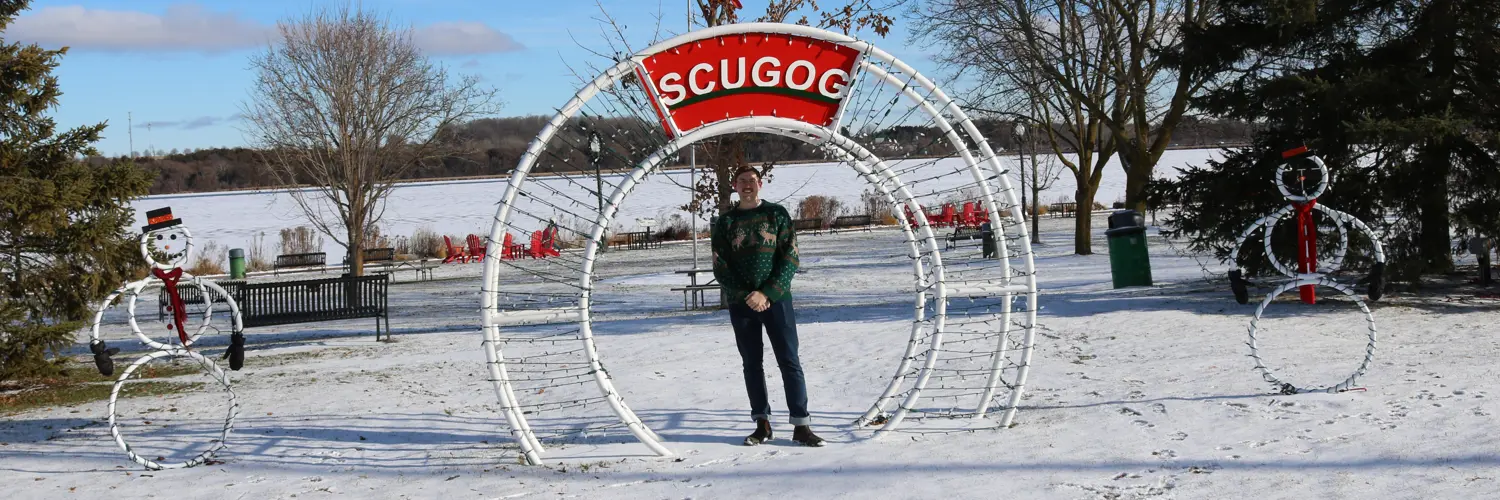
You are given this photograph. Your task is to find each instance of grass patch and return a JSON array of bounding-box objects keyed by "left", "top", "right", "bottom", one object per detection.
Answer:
[
  {"left": 0, "top": 360, "right": 209, "bottom": 416},
  {"left": 0, "top": 381, "right": 205, "bottom": 416}
]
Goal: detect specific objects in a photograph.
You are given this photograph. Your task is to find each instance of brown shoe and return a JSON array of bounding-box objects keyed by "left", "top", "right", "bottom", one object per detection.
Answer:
[
  {"left": 744, "top": 419, "right": 773, "bottom": 446},
  {"left": 792, "top": 425, "right": 825, "bottom": 447}
]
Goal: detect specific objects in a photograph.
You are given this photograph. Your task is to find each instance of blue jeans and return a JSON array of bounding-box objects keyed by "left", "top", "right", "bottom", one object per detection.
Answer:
[{"left": 728, "top": 300, "right": 811, "bottom": 425}]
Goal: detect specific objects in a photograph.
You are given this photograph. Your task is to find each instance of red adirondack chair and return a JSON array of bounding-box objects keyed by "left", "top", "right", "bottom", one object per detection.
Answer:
[
  {"left": 442, "top": 235, "right": 468, "bottom": 264},
  {"left": 527, "top": 225, "right": 561, "bottom": 259},
  {"left": 465, "top": 234, "right": 487, "bottom": 263},
  {"left": 502, "top": 233, "right": 525, "bottom": 259},
  {"left": 960, "top": 202, "right": 979, "bottom": 228},
  {"left": 936, "top": 204, "right": 957, "bottom": 227}
]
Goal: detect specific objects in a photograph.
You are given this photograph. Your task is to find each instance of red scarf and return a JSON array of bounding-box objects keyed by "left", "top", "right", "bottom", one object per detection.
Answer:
[
  {"left": 151, "top": 267, "right": 191, "bottom": 346},
  {"left": 1294, "top": 200, "right": 1318, "bottom": 304}
]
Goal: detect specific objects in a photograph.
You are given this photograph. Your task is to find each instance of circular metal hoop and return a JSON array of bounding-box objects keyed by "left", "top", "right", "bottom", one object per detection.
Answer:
[
  {"left": 1260, "top": 203, "right": 1352, "bottom": 278},
  {"left": 1275, "top": 155, "right": 1329, "bottom": 202},
  {"left": 1247, "top": 276, "right": 1377, "bottom": 394},
  {"left": 126, "top": 274, "right": 218, "bottom": 350},
  {"left": 107, "top": 349, "right": 238, "bottom": 470},
  {"left": 139, "top": 227, "right": 194, "bottom": 271},
  {"left": 478, "top": 23, "right": 1040, "bottom": 465}
]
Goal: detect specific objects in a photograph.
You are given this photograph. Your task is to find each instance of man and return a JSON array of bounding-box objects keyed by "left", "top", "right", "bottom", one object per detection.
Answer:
[{"left": 712, "top": 166, "right": 824, "bottom": 447}]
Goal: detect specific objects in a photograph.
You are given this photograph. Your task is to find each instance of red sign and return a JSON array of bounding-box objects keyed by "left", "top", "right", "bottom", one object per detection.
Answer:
[{"left": 638, "top": 33, "right": 860, "bottom": 137}]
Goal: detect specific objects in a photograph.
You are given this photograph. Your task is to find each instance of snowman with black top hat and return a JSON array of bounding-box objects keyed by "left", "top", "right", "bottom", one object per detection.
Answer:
[{"left": 85, "top": 207, "right": 246, "bottom": 470}]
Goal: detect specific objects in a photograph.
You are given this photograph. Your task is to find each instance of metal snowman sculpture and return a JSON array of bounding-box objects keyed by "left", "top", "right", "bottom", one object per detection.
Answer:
[
  {"left": 1227, "top": 147, "right": 1386, "bottom": 394},
  {"left": 87, "top": 207, "right": 247, "bottom": 470}
]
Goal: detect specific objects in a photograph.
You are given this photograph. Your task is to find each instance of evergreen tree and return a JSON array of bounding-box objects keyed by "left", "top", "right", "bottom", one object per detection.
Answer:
[
  {"left": 1156, "top": 0, "right": 1500, "bottom": 280},
  {"left": 0, "top": 0, "right": 152, "bottom": 381}
]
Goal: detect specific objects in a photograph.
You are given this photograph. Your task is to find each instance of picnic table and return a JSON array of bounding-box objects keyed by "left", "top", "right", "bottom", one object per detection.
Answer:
[{"left": 671, "top": 268, "right": 722, "bottom": 310}]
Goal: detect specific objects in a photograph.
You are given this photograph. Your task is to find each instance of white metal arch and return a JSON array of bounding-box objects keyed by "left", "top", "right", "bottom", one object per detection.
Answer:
[{"left": 480, "top": 23, "right": 1039, "bottom": 465}]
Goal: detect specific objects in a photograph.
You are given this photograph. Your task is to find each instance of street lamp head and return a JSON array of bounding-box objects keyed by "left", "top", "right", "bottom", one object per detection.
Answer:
[
  {"left": 588, "top": 133, "right": 601, "bottom": 154},
  {"left": 1014, "top": 123, "right": 1025, "bottom": 136}
]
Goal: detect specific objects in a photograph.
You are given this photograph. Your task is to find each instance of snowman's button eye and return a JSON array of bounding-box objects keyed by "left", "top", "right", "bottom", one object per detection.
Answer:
[
  {"left": 170, "top": 234, "right": 178, "bottom": 240},
  {"left": 156, "top": 234, "right": 163, "bottom": 240}
]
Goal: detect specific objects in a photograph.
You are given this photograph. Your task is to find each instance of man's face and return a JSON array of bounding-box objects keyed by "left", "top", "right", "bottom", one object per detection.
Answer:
[{"left": 733, "top": 172, "right": 762, "bottom": 200}]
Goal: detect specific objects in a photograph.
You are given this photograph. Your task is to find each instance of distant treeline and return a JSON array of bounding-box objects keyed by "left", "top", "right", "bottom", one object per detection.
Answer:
[{"left": 103, "top": 115, "right": 1254, "bottom": 195}]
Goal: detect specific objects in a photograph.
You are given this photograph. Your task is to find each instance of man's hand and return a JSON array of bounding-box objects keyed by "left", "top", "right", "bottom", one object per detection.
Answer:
[{"left": 746, "top": 291, "right": 770, "bottom": 312}]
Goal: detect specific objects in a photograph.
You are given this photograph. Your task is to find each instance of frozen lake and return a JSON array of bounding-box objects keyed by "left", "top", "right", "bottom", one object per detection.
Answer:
[{"left": 131, "top": 148, "right": 1224, "bottom": 263}]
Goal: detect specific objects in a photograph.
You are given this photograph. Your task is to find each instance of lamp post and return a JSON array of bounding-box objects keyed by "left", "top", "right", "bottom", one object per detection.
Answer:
[
  {"left": 1014, "top": 123, "right": 1027, "bottom": 227},
  {"left": 589, "top": 131, "right": 605, "bottom": 251}
]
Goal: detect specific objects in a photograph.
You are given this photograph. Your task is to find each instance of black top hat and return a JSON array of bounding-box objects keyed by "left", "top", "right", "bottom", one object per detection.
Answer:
[{"left": 142, "top": 207, "right": 183, "bottom": 233}]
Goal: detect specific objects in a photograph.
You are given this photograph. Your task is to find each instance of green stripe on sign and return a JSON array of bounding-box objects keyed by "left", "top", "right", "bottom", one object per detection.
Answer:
[{"left": 668, "top": 86, "right": 839, "bottom": 110}]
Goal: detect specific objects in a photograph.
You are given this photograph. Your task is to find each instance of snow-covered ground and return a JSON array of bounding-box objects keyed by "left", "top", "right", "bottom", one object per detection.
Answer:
[
  {"left": 130, "top": 148, "right": 1224, "bottom": 264},
  {"left": 5, "top": 212, "right": 1498, "bottom": 499}
]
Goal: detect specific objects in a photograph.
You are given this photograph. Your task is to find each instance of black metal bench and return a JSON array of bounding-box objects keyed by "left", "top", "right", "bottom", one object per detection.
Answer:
[
  {"left": 274, "top": 252, "right": 327, "bottom": 274},
  {"left": 1048, "top": 202, "right": 1078, "bottom": 218},
  {"left": 946, "top": 226, "right": 991, "bottom": 250},
  {"left": 352, "top": 247, "right": 395, "bottom": 264},
  {"left": 669, "top": 284, "right": 723, "bottom": 310},
  {"left": 792, "top": 218, "right": 824, "bottom": 234},
  {"left": 613, "top": 231, "right": 659, "bottom": 250},
  {"left": 831, "top": 215, "right": 873, "bottom": 232},
  {"left": 157, "top": 279, "right": 246, "bottom": 322},
  {"left": 234, "top": 274, "right": 391, "bottom": 341}
]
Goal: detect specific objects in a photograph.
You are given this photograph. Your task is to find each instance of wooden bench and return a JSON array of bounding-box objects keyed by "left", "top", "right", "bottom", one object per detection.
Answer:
[
  {"left": 234, "top": 274, "right": 391, "bottom": 341},
  {"left": 669, "top": 284, "right": 723, "bottom": 310},
  {"left": 157, "top": 279, "right": 246, "bottom": 322},
  {"left": 792, "top": 218, "right": 824, "bottom": 234},
  {"left": 831, "top": 215, "right": 873, "bottom": 232},
  {"left": 274, "top": 252, "right": 327, "bottom": 274}
]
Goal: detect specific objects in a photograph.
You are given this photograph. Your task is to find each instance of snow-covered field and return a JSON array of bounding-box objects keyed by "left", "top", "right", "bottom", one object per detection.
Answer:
[
  {"left": 130, "top": 148, "right": 1224, "bottom": 264},
  {"left": 5, "top": 212, "right": 1499, "bottom": 499}
]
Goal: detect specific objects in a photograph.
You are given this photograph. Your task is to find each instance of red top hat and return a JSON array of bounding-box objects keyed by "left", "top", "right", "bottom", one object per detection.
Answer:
[{"left": 142, "top": 207, "right": 183, "bottom": 233}]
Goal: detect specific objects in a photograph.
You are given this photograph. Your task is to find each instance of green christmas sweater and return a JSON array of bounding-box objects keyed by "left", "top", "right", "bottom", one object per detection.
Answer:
[{"left": 711, "top": 201, "right": 800, "bottom": 305}]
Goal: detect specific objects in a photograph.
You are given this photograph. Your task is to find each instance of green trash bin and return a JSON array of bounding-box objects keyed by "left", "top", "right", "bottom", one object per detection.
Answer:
[
  {"left": 1106, "top": 210, "right": 1153, "bottom": 288},
  {"left": 229, "top": 248, "right": 246, "bottom": 279}
]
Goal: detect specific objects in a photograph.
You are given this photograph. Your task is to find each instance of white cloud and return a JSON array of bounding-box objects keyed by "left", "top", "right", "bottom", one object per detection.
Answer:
[
  {"left": 6, "top": 4, "right": 272, "bottom": 52},
  {"left": 412, "top": 21, "right": 524, "bottom": 55},
  {"left": 5, "top": 4, "right": 524, "bottom": 56}
]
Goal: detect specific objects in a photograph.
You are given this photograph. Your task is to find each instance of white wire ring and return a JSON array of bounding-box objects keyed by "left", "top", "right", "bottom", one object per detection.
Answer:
[
  {"left": 1261, "top": 203, "right": 1351, "bottom": 278},
  {"left": 107, "top": 348, "right": 238, "bottom": 470},
  {"left": 1275, "top": 155, "right": 1329, "bottom": 202},
  {"left": 1247, "top": 276, "right": 1377, "bottom": 394},
  {"left": 126, "top": 275, "right": 216, "bottom": 350}
]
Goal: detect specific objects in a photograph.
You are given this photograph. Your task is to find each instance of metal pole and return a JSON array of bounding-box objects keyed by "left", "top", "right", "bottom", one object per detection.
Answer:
[
  {"left": 691, "top": 145, "right": 699, "bottom": 269},
  {"left": 687, "top": 0, "right": 700, "bottom": 270}
]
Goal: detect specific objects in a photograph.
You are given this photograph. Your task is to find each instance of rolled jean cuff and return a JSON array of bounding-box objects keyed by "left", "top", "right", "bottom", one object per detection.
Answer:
[
  {"left": 789, "top": 415, "right": 812, "bottom": 426},
  {"left": 752, "top": 414, "right": 770, "bottom": 422}
]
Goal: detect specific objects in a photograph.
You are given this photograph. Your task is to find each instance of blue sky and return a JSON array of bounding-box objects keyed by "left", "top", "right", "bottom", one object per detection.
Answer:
[{"left": 7, "top": 1, "right": 943, "bottom": 156}]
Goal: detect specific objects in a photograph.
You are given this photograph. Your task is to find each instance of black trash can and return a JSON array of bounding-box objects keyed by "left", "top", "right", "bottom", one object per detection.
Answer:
[{"left": 1106, "top": 210, "right": 1153, "bottom": 288}]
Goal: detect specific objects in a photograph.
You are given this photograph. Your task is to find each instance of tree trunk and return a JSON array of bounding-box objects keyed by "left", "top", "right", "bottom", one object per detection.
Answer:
[
  {"left": 347, "top": 211, "right": 365, "bottom": 277},
  {"left": 1120, "top": 147, "right": 1152, "bottom": 212},
  {"left": 1418, "top": 141, "right": 1454, "bottom": 271},
  {"left": 1074, "top": 183, "right": 1099, "bottom": 255}
]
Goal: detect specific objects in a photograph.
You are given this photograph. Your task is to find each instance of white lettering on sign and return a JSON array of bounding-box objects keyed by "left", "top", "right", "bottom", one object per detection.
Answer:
[
  {"left": 659, "top": 73, "right": 686, "bottom": 106},
  {"left": 785, "top": 60, "right": 816, "bottom": 91},
  {"left": 689, "top": 63, "right": 716, "bottom": 95},
  {"left": 752, "top": 56, "right": 781, "bottom": 87},
  {"left": 656, "top": 55, "right": 851, "bottom": 107}
]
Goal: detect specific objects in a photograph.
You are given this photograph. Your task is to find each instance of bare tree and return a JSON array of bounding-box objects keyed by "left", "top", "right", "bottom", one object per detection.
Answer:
[
  {"left": 917, "top": 0, "right": 1215, "bottom": 215},
  {"left": 242, "top": 4, "right": 500, "bottom": 275},
  {"left": 1013, "top": 122, "right": 1065, "bottom": 243},
  {"left": 916, "top": 0, "right": 1122, "bottom": 254}
]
